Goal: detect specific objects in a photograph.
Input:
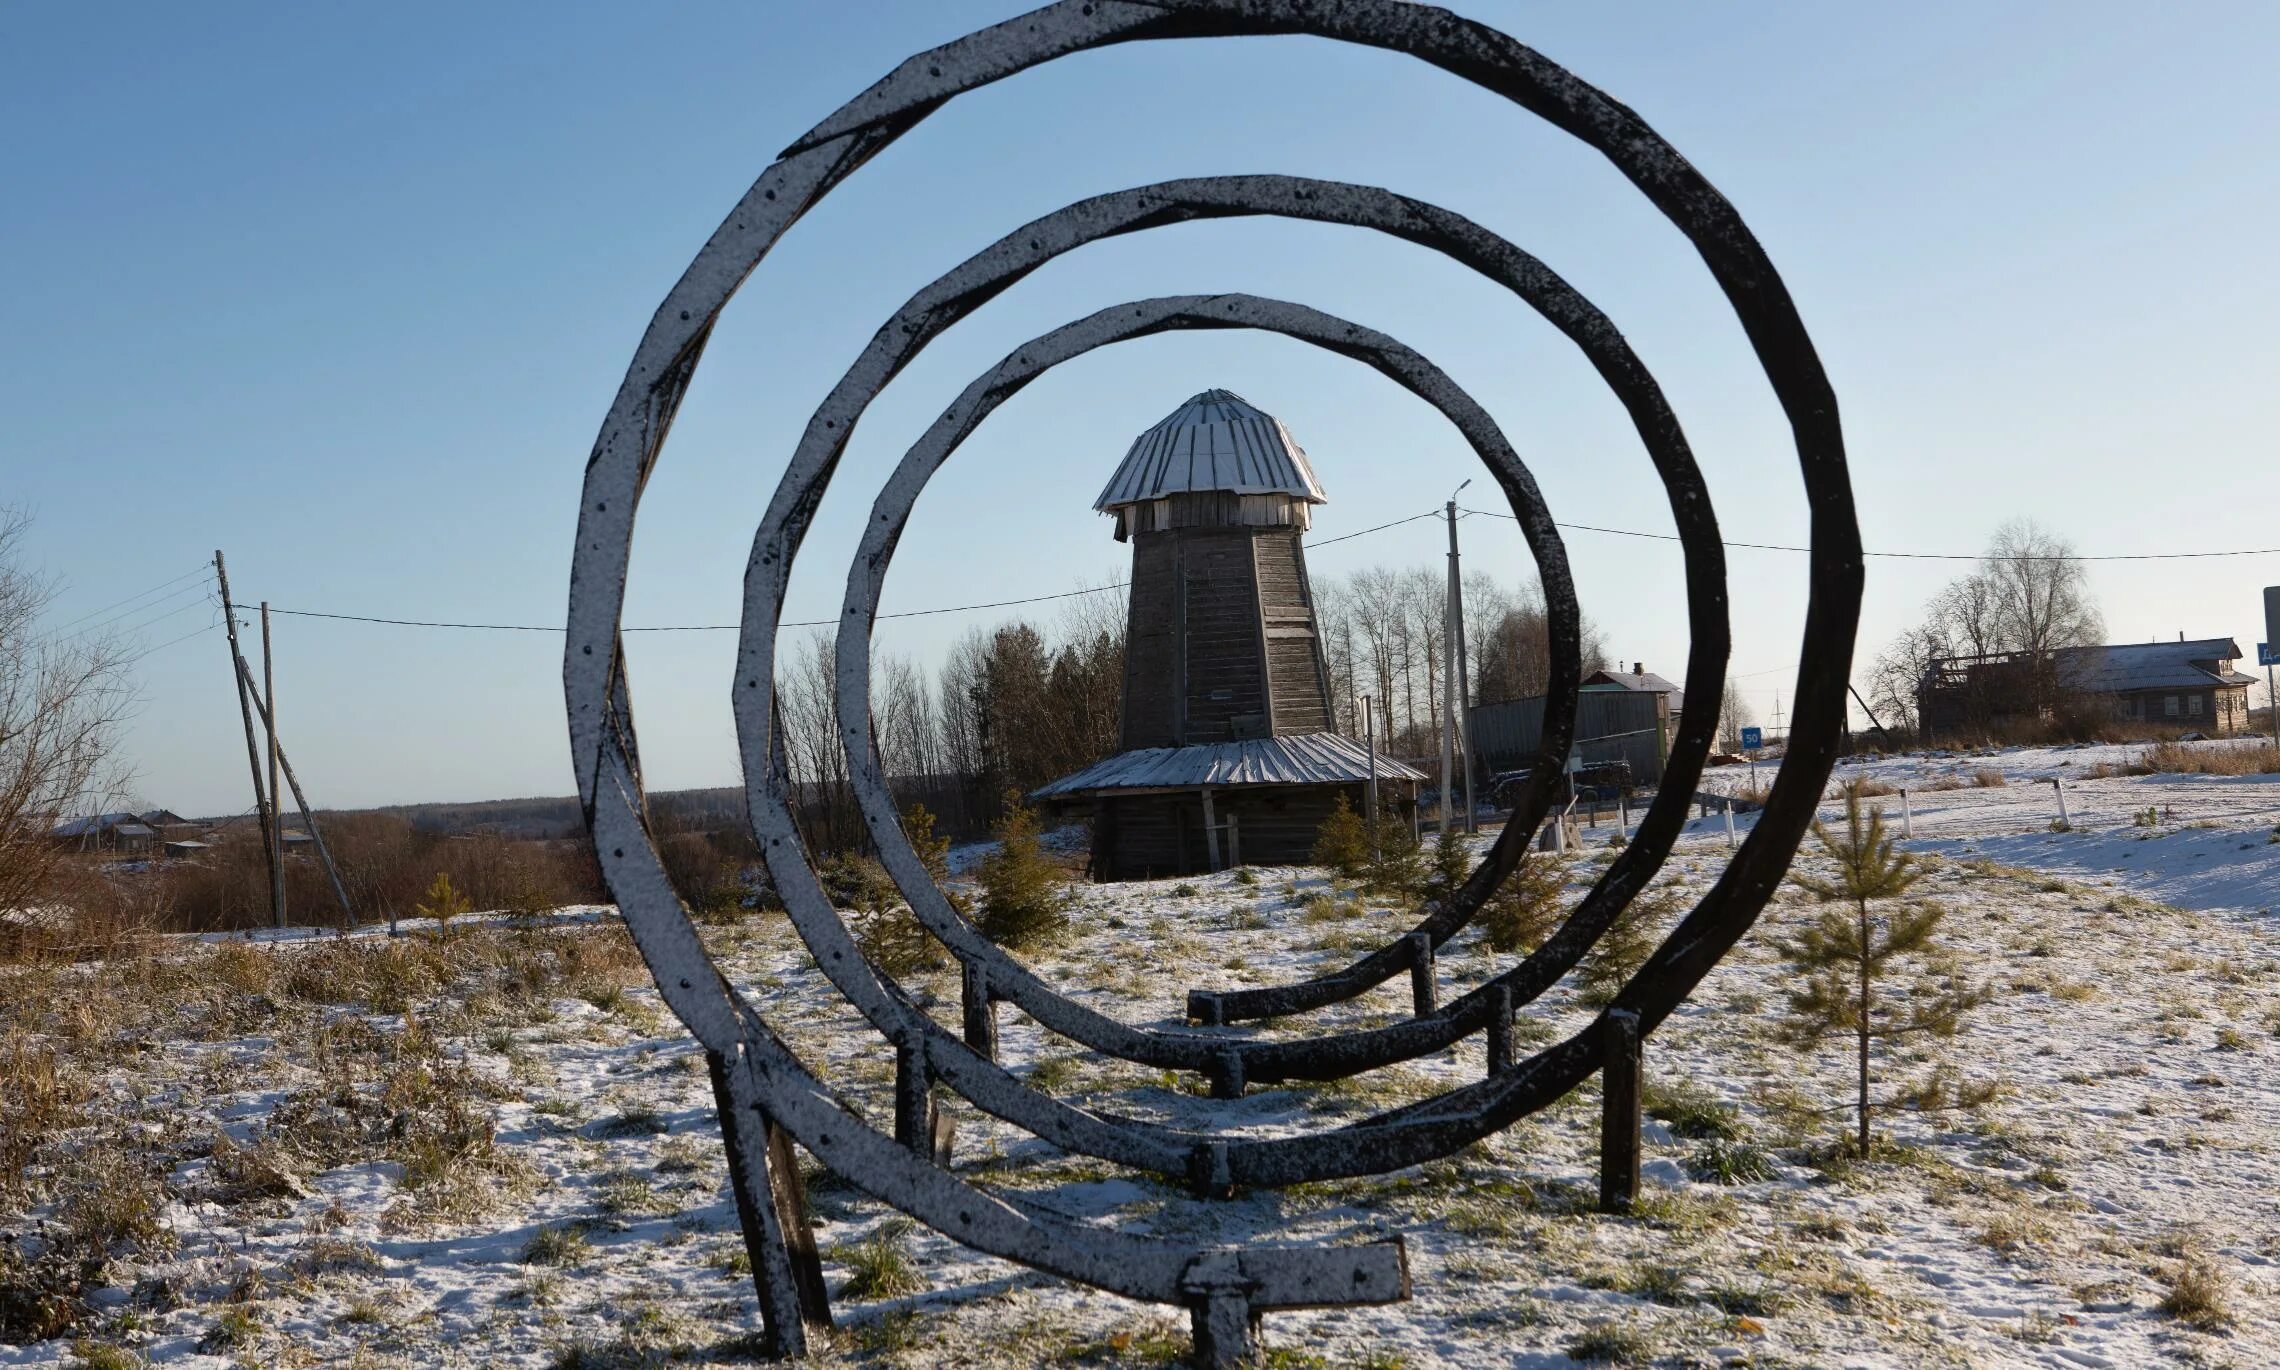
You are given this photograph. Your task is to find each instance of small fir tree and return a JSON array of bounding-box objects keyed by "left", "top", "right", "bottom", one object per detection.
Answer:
[
  {"left": 1574, "top": 885, "right": 1682, "bottom": 1008},
  {"left": 1425, "top": 829, "right": 1473, "bottom": 906},
  {"left": 414, "top": 871, "right": 471, "bottom": 936},
  {"left": 1362, "top": 811, "right": 1426, "bottom": 897},
  {"left": 851, "top": 808, "right": 956, "bottom": 978},
  {"left": 1478, "top": 851, "right": 1568, "bottom": 954},
  {"left": 1780, "top": 787, "right": 1985, "bottom": 1155},
  {"left": 1310, "top": 793, "right": 1371, "bottom": 880},
  {"left": 975, "top": 792, "right": 1070, "bottom": 949}
]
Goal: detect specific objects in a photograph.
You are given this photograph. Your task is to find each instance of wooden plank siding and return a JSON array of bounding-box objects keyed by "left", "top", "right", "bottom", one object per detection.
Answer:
[
  {"left": 1092, "top": 784, "right": 1362, "bottom": 880},
  {"left": 1119, "top": 526, "right": 1335, "bottom": 749}
]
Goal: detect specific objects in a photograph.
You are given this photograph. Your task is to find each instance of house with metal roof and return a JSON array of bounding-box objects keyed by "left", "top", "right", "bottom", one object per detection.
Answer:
[
  {"left": 1917, "top": 636, "right": 2255, "bottom": 738},
  {"left": 50, "top": 812, "right": 157, "bottom": 854},
  {"left": 1035, "top": 390, "right": 1420, "bottom": 879}
]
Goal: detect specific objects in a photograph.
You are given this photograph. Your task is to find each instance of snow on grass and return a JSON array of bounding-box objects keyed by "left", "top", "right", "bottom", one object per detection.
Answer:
[{"left": 3, "top": 754, "right": 2277, "bottom": 1366}]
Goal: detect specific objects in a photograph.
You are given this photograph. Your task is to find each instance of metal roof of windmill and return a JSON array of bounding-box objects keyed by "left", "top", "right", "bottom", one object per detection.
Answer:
[
  {"left": 1094, "top": 390, "right": 1327, "bottom": 511},
  {"left": 1029, "top": 731, "right": 1424, "bottom": 799}
]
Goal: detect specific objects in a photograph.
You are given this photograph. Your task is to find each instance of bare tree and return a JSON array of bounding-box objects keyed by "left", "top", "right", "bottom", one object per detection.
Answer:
[
  {"left": 1879, "top": 517, "right": 2104, "bottom": 738},
  {"left": 1714, "top": 678, "right": 1756, "bottom": 753},
  {"left": 1983, "top": 517, "right": 2102, "bottom": 707},
  {"left": 0, "top": 509, "right": 137, "bottom": 922}
]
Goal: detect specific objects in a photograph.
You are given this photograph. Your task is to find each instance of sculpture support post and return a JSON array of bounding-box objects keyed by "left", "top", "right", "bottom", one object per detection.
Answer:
[
  {"left": 707, "top": 1050, "right": 830, "bottom": 1355},
  {"left": 1599, "top": 1010, "right": 1643, "bottom": 1214}
]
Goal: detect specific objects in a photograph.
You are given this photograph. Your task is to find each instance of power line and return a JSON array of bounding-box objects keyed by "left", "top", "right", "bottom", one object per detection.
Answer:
[
  {"left": 1460, "top": 507, "right": 2280, "bottom": 562},
  {"left": 256, "top": 503, "right": 1448, "bottom": 635},
  {"left": 36, "top": 563, "right": 213, "bottom": 637},
  {"left": 118, "top": 620, "right": 224, "bottom": 670},
  {"left": 41, "top": 575, "right": 217, "bottom": 646}
]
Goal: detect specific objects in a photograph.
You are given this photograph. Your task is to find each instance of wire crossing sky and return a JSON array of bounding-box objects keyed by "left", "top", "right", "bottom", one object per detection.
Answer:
[{"left": 4, "top": 1, "right": 2276, "bottom": 813}]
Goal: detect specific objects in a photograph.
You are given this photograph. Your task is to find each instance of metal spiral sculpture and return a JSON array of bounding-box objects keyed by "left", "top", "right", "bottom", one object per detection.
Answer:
[{"left": 564, "top": 3, "right": 1862, "bottom": 1364}]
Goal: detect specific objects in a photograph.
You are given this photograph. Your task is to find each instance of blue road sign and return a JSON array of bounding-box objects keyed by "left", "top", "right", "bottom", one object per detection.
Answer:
[
  {"left": 1740, "top": 726, "right": 1763, "bottom": 749},
  {"left": 2261, "top": 643, "right": 2279, "bottom": 668}
]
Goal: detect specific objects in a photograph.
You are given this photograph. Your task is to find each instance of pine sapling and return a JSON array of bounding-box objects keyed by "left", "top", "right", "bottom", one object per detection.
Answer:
[
  {"left": 1780, "top": 787, "right": 1985, "bottom": 1155},
  {"left": 414, "top": 872, "right": 471, "bottom": 937}
]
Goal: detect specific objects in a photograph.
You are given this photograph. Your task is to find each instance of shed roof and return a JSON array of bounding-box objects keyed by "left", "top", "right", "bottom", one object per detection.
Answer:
[
  {"left": 1031, "top": 731, "right": 1423, "bottom": 799},
  {"left": 1094, "top": 390, "right": 1326, "bottom": 512},
  {"left": 2056, "top": 638, "right": 2255, "bottom": 692},
  {"left": 51, "top": 811, "right": 141, "bottom": 838}
]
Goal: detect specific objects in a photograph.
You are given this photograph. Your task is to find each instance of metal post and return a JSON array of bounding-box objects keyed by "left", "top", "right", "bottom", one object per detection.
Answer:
[
  {"left": 212, "top": 553, "right": 276, "bottom": 916},
  {"left": 261, "top": 602, "right": 285, "bottom": 930}
]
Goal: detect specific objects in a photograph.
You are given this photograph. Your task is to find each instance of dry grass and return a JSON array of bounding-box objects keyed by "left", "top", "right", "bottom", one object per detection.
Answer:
[
  {"left": 1970, "top": 768, "right": 2007, "bottom": 788},
  {"left": 2141, "top": 741, "right": 2280, "bottom": 777},
  {"left": 2160, "top": 1257, "right": 2235, "bottom": 1328}
]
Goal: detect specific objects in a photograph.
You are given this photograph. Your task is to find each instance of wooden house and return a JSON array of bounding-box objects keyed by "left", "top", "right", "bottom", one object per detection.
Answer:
[
  {"left": 1917, "top": 636, "right": 2255, "bottom": 738},
  {"left": 1033, "top": 391, "right": 1422, "bottom": 879}
]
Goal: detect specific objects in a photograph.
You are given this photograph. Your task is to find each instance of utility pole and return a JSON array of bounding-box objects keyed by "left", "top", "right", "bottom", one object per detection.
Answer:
[
  {"left": 1360, "top": 693, "right": 1379, "bottom": 828},
  {"left": 1439, "top": 482, "right": 1469, "bottom": 836},
  {"left": 262, "top": 603, "right": 286, "bottom": 929},
  {"left": 1447, "top": 486, "right": 1476, "bottom": 833},
  {"left": 213, "top": 552, "right": 277, "bottom": 912},
  {"left": 236, "top": 655, "right": 354, "bottom": 927}
]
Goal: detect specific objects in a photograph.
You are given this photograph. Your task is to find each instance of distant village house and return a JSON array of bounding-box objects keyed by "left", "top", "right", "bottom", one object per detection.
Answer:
[{"left": 1917, "top": 636, "right": 2253, "bottom": 738}]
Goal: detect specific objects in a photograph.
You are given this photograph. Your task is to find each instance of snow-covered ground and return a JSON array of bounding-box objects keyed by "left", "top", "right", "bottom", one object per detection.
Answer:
[{"left": 3, "top": 743, "right": 2276, "bottom": 1367}]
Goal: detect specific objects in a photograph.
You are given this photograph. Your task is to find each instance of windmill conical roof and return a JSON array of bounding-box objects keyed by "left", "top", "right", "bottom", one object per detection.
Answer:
[{"left": 1094, "top": 389, "right": 1327, "bottom": 511}]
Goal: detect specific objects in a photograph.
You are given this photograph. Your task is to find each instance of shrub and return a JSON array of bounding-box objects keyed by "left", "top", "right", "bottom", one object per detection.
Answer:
[
  {"left": 1310, "top": 793, "right": 1370, "bottom": 879},
  {"left": 974, "top": 793, "right": 1069, "bottom": 949},
  {"left": 1477, "top": 853, "right": 1566, "bottom": 954},
  {"left": 1970, "top": 768, "right": 2007, "bottom": 788}
]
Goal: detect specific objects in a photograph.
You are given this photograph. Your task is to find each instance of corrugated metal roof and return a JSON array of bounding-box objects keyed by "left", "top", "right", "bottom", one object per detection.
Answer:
[
  {"left": 2057, "top": 638, "right": 2251, "bottom": 692},
  {"left": 1094, "top": 389, "right": 1327, "bottom": 511},
  {"left": 1031, "top": 731, "right": 1424, "bottom": 799},
  {"left": 51, "top": 811, "right": 142, "bottom": 838}
]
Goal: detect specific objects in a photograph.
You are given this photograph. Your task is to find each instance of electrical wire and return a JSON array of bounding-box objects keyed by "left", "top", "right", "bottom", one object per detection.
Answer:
[
  {"left": 42, "top": 575, "right": 217, "bottom": 646},
  {"left": 255, "top": 503, "right": 1449, "bottom": 634},
  {"left": 35, "top": 563, "right": 213, "bottom": 637},
  {"left": 1461, "top": 507, "right": 2280, "bottom": 562}
]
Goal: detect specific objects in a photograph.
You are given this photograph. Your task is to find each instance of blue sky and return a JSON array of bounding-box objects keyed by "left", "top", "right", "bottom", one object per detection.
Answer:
[{"left": 5, "top": 2, "right": 2277, "bottom": 815}]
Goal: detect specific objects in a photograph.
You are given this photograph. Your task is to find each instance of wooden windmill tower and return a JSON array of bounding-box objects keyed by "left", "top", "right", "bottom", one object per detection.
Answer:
[{"left": 1035, "top": 390, "right": 1423, "bottom": 879}]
